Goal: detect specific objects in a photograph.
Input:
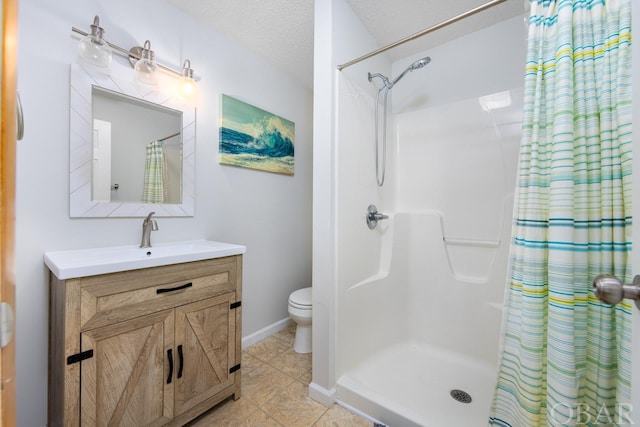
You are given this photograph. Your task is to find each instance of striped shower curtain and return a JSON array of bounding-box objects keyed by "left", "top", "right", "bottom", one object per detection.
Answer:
[
  {"left": 489, "top": 0, "right": 632, "bottom": 426},
  {"left": 142, "top": 140, "right": 166, "bottom": 204}
]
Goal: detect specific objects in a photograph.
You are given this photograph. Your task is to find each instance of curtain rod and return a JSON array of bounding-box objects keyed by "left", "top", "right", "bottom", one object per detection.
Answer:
[
  {"left": 158, "top": 131, "right": 181, "bottom": 142},
  {"left": 337, "top": 0, "right": 510, "bottom": 71}
]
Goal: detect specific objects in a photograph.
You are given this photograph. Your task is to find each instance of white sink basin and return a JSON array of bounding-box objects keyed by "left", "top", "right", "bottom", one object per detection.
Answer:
[{"left": 44, "top": 240, "right": 246, "bottom": 279}]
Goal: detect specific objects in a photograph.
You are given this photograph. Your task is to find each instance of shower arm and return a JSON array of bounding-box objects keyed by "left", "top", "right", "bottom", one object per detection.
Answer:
[{"left": 390, "top": 68, "right": 412, "bottom": 87}]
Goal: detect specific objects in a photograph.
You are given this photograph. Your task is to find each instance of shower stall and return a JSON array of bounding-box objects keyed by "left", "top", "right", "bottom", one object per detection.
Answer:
[
  {"left": 334, "top": 77, "right": 522, "bottom": 426},
  {"left": 311, "top": 1, "right": 530, "bottom": 426}
]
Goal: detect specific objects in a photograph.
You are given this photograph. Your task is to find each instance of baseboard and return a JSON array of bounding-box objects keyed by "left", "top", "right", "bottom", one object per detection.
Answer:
[
  {"left": 242, "top": 317, "right": 292, "bottom": 349},
  {"left": 308, "top": 382, "right": 336, "bottom": 407}
]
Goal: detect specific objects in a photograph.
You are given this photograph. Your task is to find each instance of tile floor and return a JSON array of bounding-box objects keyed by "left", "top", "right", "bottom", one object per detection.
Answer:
[{"left": 187, "top": 323, "right": 373, "bottom": 427}]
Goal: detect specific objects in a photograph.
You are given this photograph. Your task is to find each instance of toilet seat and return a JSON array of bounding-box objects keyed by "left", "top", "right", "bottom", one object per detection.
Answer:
[{"left": 289, "top": 287, "right": 312, "bottom": 309}]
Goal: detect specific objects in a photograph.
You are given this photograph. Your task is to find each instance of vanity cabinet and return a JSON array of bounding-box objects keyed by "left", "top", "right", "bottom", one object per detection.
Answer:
[{"left": 48, "top": 255, "right": 243, "bottom": 427}]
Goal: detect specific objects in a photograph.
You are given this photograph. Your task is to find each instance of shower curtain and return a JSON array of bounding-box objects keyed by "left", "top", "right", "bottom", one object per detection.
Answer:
[
  {"left": 489, "top": 0, "right": 632, "bottom": 426},
  {"left": 142, "top": 140, "right": 166, "bottom": 204}
]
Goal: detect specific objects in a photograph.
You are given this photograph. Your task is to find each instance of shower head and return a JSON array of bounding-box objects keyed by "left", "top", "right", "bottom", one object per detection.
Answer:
[
  {"left": 390, "top": 56, "right": 431, "bottom": 88},
  {"left": 410, "top": 57, "right": 431, "bottom": 70}
]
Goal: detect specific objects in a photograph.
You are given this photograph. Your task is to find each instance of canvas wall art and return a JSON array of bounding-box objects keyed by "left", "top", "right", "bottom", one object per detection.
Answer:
[{"left": 219, "top": 94, "right": 295, "bottom": 175}]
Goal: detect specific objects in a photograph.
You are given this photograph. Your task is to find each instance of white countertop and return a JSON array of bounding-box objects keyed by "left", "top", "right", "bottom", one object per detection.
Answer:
[{"left": 44, "top": 239, "right": 246, "bottom": 279}]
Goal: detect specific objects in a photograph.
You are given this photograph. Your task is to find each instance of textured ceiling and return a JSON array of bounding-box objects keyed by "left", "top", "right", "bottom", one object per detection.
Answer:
[{"left": 167, "top": 0, "right": 527, "bottom": 89}]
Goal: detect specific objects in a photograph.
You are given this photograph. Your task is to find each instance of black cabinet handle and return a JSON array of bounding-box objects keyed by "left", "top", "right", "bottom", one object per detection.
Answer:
[
  {"left": 177, "top": 345, "right": 184, "bottom": 379},
  {"left": 167, "top": 348, "right": 173, "bottom": 384},
  {"left": 156, "top": 282, "right": 193, "bottom": 294}
]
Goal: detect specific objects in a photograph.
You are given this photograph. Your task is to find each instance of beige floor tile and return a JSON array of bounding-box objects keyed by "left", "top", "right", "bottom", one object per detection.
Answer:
[
  {"left": 240, "top": 409, "right": 284, "bottom": 426},
  {"left": 272, "top": 323, "right": 296, "bottom": 345},
  {"left": 261, "top": 381, "right": 328, "bottom": 427},
  {"left": 245, "top": 336, "right": 291, "bottom": 362},
  {"left": 189, "top": 332, "right": 375, "bottom": 427},
  {"left": 242, "top": 351, "right": 264, "bottom": 373},
  {"left": 242, "top": 363, "right": 296, "bottom": 406},
  {"left": 313, "top": 404, "right": 372, "bottom": 427},
  {"left": 269, "top": 348, "right": 312, "bottom": 380},
  {"left": 299, "top": 368, "right": 312, "bottom": 385},
  {"left": 187, "top": 396, "right": 259, "bottom": 426}
]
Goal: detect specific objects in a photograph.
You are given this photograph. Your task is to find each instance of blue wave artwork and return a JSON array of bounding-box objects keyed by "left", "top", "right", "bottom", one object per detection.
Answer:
[{"left": 219, "top": 94, "right": 295, "bottom": 175}]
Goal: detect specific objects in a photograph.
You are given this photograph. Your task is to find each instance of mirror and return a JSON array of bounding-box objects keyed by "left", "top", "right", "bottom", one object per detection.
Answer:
[
  {"left": 92, "top": 86, "right": 182, "bottom": 204},
  {"left": 70, "top": 60, "right": 195, "bottom": 217}
]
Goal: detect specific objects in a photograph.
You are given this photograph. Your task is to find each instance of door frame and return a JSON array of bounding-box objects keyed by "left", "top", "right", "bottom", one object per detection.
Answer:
[{"left": 0, "top": 0, "right": 18, "bottom": 424}]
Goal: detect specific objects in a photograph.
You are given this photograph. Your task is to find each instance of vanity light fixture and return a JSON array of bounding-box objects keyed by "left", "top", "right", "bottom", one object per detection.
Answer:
[
  {"left": 72, "top": 15, "right": 199, "bottom": 87},
  {"left": 133, "top": 40, "right": 159, "bottom": 86},
  {"left": 77, "top": 16, "right": 112, "bottom": 71},
  {"left": 179, "top": 59, "right": 198, "bottom": 103}
]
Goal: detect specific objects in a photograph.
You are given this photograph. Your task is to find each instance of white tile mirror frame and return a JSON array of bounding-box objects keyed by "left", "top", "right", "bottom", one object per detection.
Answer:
[{"left": 69, "top": 60, "right": 195, "bottom": 217}]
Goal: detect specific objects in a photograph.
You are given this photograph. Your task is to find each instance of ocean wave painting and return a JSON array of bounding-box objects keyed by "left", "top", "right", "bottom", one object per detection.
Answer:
[{"left": 219, "top": 94, "right": 295, "bottom": 175}]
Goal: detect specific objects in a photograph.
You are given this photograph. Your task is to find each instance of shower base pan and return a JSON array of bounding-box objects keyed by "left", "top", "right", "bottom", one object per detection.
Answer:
[{"left": 336, "top": 340, "right": 497, "bottom": 427}]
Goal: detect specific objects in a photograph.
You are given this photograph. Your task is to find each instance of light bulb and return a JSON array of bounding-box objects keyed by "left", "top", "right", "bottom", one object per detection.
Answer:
[
  {"left": 181, "top": 77, "right": 195, "bottom": 95},
  {"left": 134, "top": 40, "right": 159, "bottom": 86},
  {"left": 78, "top": 16, "right": 112, "bottom": 71},
  {"left": 179, "top": 59, "right": 197, "bottom": 104}
]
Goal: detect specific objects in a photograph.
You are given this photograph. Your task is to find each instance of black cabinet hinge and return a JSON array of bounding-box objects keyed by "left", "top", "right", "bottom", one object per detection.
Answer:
[
  {"left": 67, "top": 349, "right": 94, "bottom": 365},
  {"left": 230, "top": 301, "right": 242, "bottom": 309},
  {"left": 229, "top": 363, "right": 241, "bottom": 374}
]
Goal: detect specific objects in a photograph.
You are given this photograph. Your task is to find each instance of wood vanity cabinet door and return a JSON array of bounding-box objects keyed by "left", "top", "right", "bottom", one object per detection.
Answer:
[
  {"left": 79, "top": 309, "right": 175, "bottom": 427},
  {"left": 174, "top": 292, "right": 236, "bottom": 417}
]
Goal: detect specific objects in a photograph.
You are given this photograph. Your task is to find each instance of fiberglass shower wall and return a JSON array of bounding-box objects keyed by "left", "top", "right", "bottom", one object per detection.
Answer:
[
  {"left": 391, "top": 18, "right": 528, "bottom": 362},
  {"left": 334, "top": 13, "right": 528, "bottom": 379},
  {"left": 335, "top": 72, "right": 405, "bottom": 378},
  {"left": 395, "top": 89, "right": 523, "bottom": 366}
]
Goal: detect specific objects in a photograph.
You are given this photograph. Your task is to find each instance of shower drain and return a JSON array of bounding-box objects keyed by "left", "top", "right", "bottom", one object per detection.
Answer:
[{"left": 450, "top": 389, "right": 472, "bottom": 404}]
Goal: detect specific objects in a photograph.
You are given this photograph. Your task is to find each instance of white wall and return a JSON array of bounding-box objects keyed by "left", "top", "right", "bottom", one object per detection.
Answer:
[
  {"left": 334, "top": 74, "right": 406, "bottom": 381},
  {"left": 391, "top": 15, "right": 526, "bottom": 222},
  {"left": 391, "top": 15, "right": 527, "bottom": 111},
  {"left": 16, "top": 0, "right": 312, "bottom": 425}
]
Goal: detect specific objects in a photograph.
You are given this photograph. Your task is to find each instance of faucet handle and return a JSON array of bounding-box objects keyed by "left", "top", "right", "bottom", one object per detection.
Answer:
[
  {"left": 144, "top": 211, "right": 156, "bottom": 223},
  {"left": 366, "top": 204, "right": 388, "bottom": 229}
]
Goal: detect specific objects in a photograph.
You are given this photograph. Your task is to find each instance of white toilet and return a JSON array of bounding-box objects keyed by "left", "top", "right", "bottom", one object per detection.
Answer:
[{"left": 288, "top": 287, "right": 312, "bottom": 354}]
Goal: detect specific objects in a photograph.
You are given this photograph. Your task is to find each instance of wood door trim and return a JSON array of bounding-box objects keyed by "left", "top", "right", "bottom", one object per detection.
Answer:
[{"left": 1, "top": 0, "right": 18, "bottom": 423}]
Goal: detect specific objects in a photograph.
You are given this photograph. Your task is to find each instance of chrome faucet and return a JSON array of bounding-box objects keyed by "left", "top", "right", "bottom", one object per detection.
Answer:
[{"left": 140, "top": 212, "right": 158, "bottom": 248}]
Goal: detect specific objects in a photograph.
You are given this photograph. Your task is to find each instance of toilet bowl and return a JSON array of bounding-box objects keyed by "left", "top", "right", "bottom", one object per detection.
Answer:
[{"left": 288, "top": 287, "right": 312, "bottom": 354}]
